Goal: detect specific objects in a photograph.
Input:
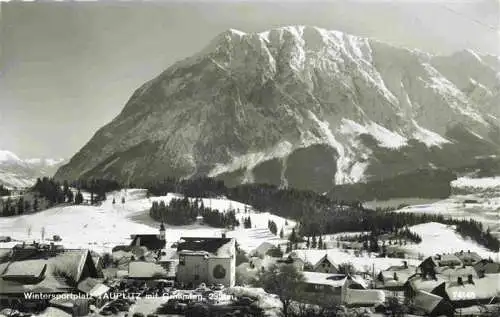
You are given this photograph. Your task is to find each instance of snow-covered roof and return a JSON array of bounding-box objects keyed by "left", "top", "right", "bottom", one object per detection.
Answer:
[
  {"left": 177, "top": 237, "right": 235, "bottom": 258},
  {"left": 377, "top": 264, "right": 418, "bottom": 288},
  {"left": 89, "top": 283, "right": 110, "bottom": 297},
  {"left": 128, "top": 261, "right": 170, "bottom": 279},
  {"left": 158, "top": 248, "right": 178, "bottom": 261},
  {"left": 312, "top": 253, "right": 339, "bottom": 270},
  {"left": 303, "top": 272, "right": 349, "bottom": 287},
  {"left": 413, "top": 290, "right": 446, "bottom": 313},
  {"left": 0, "top": 247, "right": 99, "bottom": 294},
  {"left": 343, "top": 289, "right": 385, "bottom": 307},
  {"left": 445, "top": 273, "right": 500, "bottom": 301},
  {"left": 1, "top": 260, "right": 46, "bottom": 278},
  {"left": 251, "top": 242, "right": 276, "bottom": 256},
  {"left": 407, "top": 275, "right": 447, "bottom": 293}
]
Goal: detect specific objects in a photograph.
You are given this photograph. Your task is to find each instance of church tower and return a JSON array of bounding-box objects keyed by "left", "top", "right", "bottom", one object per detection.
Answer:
[{"left": 159, "top": 222, "right": 166, "bottom": 241}]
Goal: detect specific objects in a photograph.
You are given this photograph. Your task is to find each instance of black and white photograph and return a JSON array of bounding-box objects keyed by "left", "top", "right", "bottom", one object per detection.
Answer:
[{"left": 0, "top": 0, "right": 499, "bottom": 316}]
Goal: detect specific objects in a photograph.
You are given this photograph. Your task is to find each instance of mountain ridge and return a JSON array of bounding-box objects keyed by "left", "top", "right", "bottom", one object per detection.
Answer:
[
  {"left": 54, "top": 26, "right": 500, "bottom": 193},
  {"left": 0, "top": 149, "right": 66, "bottom": 188}
]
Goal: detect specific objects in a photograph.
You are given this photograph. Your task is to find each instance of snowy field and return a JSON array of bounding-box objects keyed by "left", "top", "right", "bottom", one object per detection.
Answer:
[
  {"left": 401, "top": 222, "right": 499, "bottom": 261},
  {"left": 395, "top": 177, "right": 500, "bottom": 239},
  {"left": 0, "top": 189, "right": 294, "bottom": 254}
]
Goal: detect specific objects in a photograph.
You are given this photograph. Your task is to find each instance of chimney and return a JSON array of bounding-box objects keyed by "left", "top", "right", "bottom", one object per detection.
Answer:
[
  {"left": 467, "top": 250, "right": 470, "bottom": 254},
  {"left": 393, "top": 272, "right": 399, "bottom": 281},
  {"left": 403, "top": 261, "right": 408, "bottom": 269},
  {"left": 221, "top": 232, "right": 226, "bottom": 238},
  {"left": 467, "top": 274, "right": 474, "bottom": 284},
  {"left": 50, "top": 242, "right": 54, "bottom": 250},
  {"left": 457, "top": 277, "right": 463, "bottom": 285}
]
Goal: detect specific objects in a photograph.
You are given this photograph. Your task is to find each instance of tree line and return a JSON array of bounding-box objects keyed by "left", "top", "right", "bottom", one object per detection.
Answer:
[
  {"left": 142, "top": 177, "right": 499, "bottom": 252},
  {"left": 149, "top": 197, "right": 239, "bottom": 228}
]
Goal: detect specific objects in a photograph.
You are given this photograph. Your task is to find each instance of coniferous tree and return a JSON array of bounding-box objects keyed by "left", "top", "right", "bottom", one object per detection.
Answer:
[{"left": 16, "top": 197, "right": 24, "bottom": 215}]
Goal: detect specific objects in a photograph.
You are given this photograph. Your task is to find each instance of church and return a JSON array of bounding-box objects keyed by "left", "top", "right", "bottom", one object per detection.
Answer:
[{"left": 129, "top": 223, "right": 167, "bottom": 251}]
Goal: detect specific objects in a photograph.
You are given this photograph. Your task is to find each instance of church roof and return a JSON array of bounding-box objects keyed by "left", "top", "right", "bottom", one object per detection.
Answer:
[
  {"left": 177, "top": 237, "right": 234, "bottom": 257},
  {"left": 130, "top": 235, "right": 166, "bottom": 251}
]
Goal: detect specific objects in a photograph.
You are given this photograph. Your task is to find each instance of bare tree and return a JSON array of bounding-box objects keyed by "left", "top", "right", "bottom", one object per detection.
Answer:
[{"left": 255, "top": 264, "right": 305, "bottom": 317}]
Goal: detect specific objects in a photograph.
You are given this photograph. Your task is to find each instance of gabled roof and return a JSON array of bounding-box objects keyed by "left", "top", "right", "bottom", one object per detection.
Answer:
[
  {"left": 0, "top": 247, "right": 98, "bottom": 294},
  {"left": 302, "top": 272, "right": 368, "bottom": 289},
  {"left": 130, "top": 235, "right": 166, "bottom": 251},
  {"left": 312, "top": 254, "right": 339, "bottom": 271},
  {"left": 413, "top": 290, "right": 447, "bottom": 314},
  {"left": 177, "top": 237, "right": 235, "bottom": 258}
]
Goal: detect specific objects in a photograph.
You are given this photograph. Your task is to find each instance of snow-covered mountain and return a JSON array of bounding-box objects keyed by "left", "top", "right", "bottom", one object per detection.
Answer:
[
  {"left": 55, "top": 26, "right": 500, "bottom": 192},
  {"left": 0, "top": 150, "right": 65, "bottom": 188}
]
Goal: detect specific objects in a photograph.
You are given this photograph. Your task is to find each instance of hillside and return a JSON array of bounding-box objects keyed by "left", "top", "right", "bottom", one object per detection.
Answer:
[
  {"left": 55, "top": 26, "right": 500, "bottom": 194},
  {"left": 0, "top": 189, "right": 295, "bottom": 254}
]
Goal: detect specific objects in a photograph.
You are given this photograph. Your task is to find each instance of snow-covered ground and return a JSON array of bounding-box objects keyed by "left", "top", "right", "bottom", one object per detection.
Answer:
[
  {"left": 451, "top": 176, "right": 500, "bottom": 190},
  {"left": 396, "top": 195, "right": 499, "bottom": 231},
  {"left": 401, "top": 222, "right": 499, "bottom": 261},
  {"left": 0, "top": 189, "right": 295, "bottom": 254}
]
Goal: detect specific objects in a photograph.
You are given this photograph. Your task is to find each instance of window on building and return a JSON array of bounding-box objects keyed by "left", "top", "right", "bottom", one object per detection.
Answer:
[{"left": 179, "top": 255, "right": 185, "bottom": 265}]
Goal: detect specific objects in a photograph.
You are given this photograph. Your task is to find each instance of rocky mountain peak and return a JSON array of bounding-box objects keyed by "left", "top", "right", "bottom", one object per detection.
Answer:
[{"left": 55, "top": 26, "right": 500, "bottom": 192}]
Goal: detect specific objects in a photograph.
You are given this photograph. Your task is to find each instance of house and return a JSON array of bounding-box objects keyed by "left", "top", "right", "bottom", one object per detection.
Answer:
[
  {"left": 411, "top": 290, "right": 454, "bottom": 317},
  {"left": 404, "top": 275, "right": 447, "bottom": 299},
  {"left": 312, "top": 253, "right": 339, "bottom": 274},
  {"left": 176, "top": 236, "right": 236, "bottom": 287},
  {"left": 473, "top": 259, "right": 500, "bottom": 275},
  {"left": 375, "top": 261, "right": 418, "bottom": 291},
  {"left": 156, "top": 247, "right": 178, "bottom": 278},
  {"left": 405, "top": 264, "right": 479, "bottom": 299},
  {"left": 250, "top": 242, "right": 276, "bottom": 258},
  {"left": 276, "top": 253, "right": 305, "bottom": 271},
  {"left": 0, "top": 244, "right": 100, "bottom": 310},
  {"left": 49, "top": 297, "right": 90, "bottom": 317},
  {"left": 436, "top": 254, "right": 463, "bottom": 267},
  {"left": 129, "top": 223, "right": 166, "bottom": 251},
  {"left": 302, "top": 272, "right": 384, "bottom": 307},
  {"left": 431, "top": 274, "right": 500, "bottom": 308},
  {"left": 454, "top": 250, "right": 482, "bottom": 266}
]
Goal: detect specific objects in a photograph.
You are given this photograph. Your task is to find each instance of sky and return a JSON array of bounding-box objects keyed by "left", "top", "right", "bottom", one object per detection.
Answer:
[{"left": 0, "top": 0, "right": 498, "bottom": 159}]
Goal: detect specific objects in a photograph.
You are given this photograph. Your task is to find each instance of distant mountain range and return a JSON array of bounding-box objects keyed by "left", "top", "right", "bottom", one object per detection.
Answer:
[
  {"left": 0, "top": 150, "right": 66, "bottom": 188},
  {"left": 54, "top": 26, "right": 500, "bottom": 194}
]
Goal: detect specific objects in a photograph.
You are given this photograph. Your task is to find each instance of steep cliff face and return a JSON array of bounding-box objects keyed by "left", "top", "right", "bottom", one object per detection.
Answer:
[{"left": 55, "top": 26, "right": 500, "bottom": 192}]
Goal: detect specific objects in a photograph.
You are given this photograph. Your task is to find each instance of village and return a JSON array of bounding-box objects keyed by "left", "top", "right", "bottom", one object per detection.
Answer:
[{"left": 0, "top": 185, "right": 499, "bottom": 317}]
